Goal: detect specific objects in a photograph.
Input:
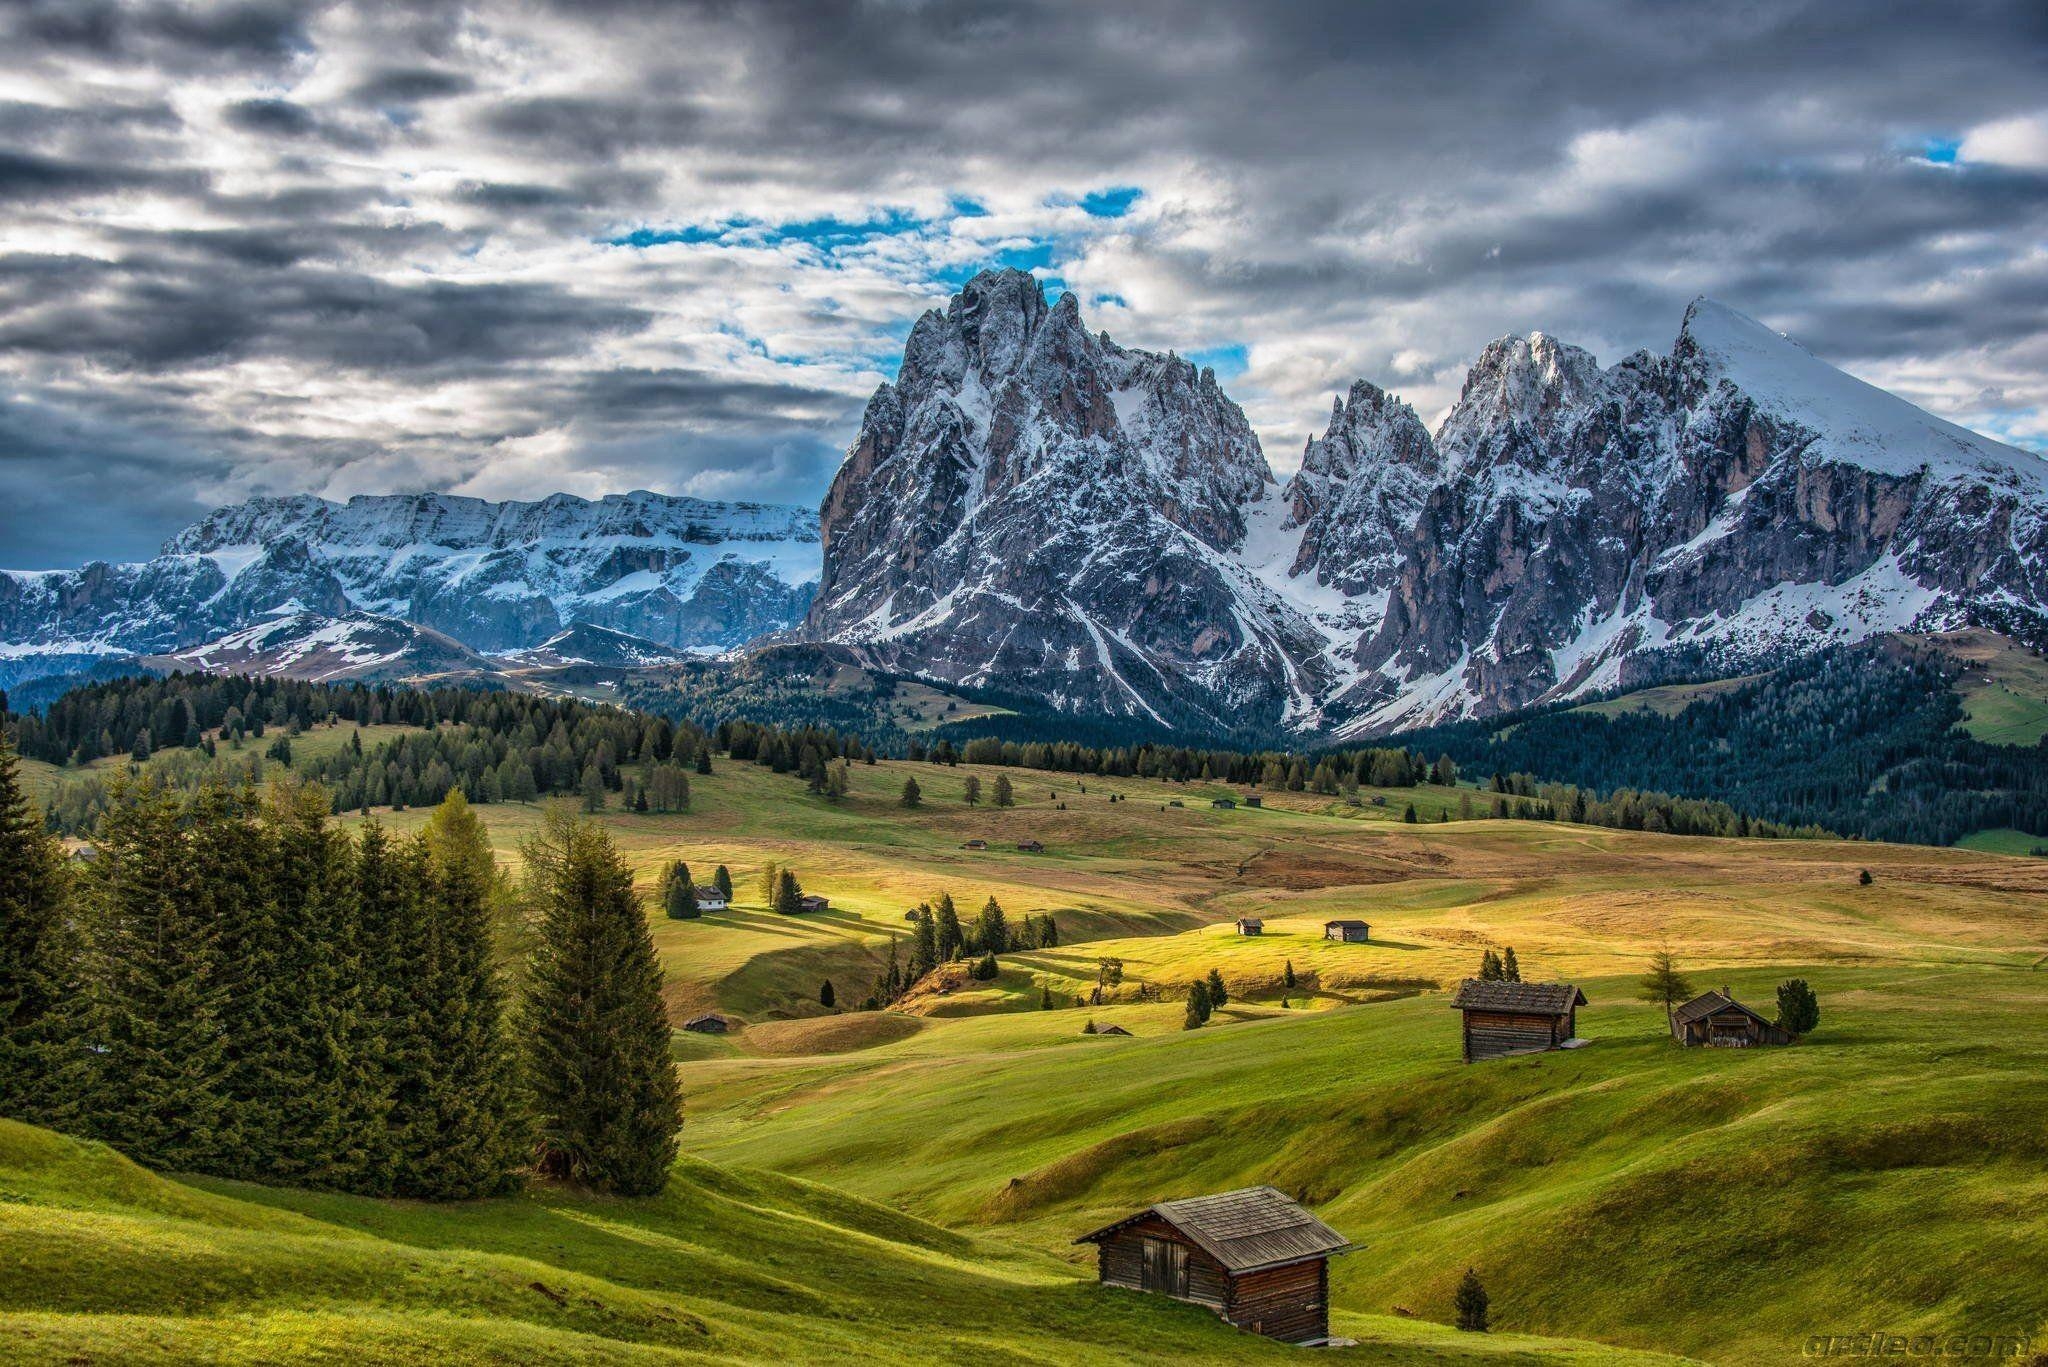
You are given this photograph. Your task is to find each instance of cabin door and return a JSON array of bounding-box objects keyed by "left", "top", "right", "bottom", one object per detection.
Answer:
[{"left": 1141, "top": 1237, "right": 1189, "bottom": 1297}]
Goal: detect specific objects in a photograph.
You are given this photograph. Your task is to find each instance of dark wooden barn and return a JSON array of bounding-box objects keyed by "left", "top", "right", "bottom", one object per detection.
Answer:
[
  {"left": 797, "top": 894, "right": 830, "bottom": 913},
  {"left": 1235, "top": 917, "right": 1264, "bottom": 936},
  {"left": 1242, "top": 794, "right": 1263, "bottom": 808},
  {"left": 682, "top": 1013, "right": 730, "bottom": 1035},
  {"left": 1323, "top": 919, "right": 1370, "bottom": 943},
  {"left": 1451, "top": 979, "right": 1586, "bottom": 1061},
  {"left": 1077, "top": 1186, "right": 1352, "bottom": 1343},
  {"left": 1094, "top": 1023, "right": 1133, "bottom": 1036},
  {"left": 1211, "top": 797, "right": 1237, "bottom": 809},
  {"left": 1670, "top": 990, "right": 1792, "bottom": 1047}
]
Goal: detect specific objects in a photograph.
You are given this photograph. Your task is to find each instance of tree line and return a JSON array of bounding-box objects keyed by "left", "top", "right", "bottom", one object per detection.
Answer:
[
  {"left": 1394, "top": 642, "right": 2048, "bottom": 845},
  {"left": 0, "top": 735, "right": 681, "bottom": 1199}
]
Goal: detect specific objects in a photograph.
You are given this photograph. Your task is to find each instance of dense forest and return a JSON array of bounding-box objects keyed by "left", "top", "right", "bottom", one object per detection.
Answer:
[
  {"left": 7, "top": 670, "right": 1813, "bottom": 844},
  {"left": 1391, "top": 643, "right": 2048, "bottom": 846},
  {"left": 0, "top": 739, "right": 682, "bottom": 1199}
]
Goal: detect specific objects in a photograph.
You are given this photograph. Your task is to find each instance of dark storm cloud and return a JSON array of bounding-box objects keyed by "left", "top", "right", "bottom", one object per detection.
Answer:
[{"left": 0, "top": 0, "right": 2044, "bottom": 563}]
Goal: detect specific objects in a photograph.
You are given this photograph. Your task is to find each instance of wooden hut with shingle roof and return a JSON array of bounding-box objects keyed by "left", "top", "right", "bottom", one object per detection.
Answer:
[
  {"left": 1670, "top": 989, "right": 1792, "bottom": 1047},
  {"left": 1450, "top": 979, "right": 1586, "bottom": 1061},
  {"left": 1076, "top": 1186, "right": 1352, "bottom": 1343}
]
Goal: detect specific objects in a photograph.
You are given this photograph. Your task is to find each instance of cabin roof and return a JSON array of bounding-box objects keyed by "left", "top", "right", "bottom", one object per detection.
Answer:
[
  {"left": 1323, "top": 919, "right": 1369, "bottom": 929},
  {"left": 1095, "top": 1024, "right": 1132, "bottom": 1036},
  {"left": 1236, "top": 916, "right": 1263, "bottom": 925},
  {"left": 683, "top": 1012, "right": 728, "bottom": 1027},
  {"left": 1671, "top": 990, "right": 1770, "bottom": 1027},
  {"left": 693, "top": 886, "right": 724, "bottom": 899},
  {"left": 1450, "top": 979, "right": 1586, "bottom": 1014},
  {"left": 1076, "top": 1185, "right": 1352, "bottom": 1274}
]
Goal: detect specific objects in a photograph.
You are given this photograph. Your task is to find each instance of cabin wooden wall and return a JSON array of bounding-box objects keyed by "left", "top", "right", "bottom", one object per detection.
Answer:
[
  {"left": 1225, "top": 1259, "right": 1328, "bottom": 1342},
  {"left": 1462, "top": 1008, "right": 1564, "bottom": 1061},
  {"left": 1094, "top": 1216, "right": 1230, "bottom": 1310}
]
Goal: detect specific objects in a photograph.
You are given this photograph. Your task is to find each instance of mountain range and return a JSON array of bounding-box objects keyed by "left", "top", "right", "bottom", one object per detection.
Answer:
[{"left": 4, "top": 268, "right": 2044, "bottom": 739}]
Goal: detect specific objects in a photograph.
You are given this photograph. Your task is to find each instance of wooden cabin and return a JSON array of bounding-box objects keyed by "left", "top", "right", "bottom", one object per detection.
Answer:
[
  {"left": 1095, "top": 1024, "right": 1133, "bottom": 1036},
  {"left": 1322, "top": 919, "right": 1370, "bottom": 943},
  {"left": 1235, "top": 917, "right": 1264, "bottom": 936},
  {"left": 692, "top": 886, "right": 727, "bottom": 911},
  {"left": 1670, "top": 990, "right": 1792, "bottom": 1047},
  {"left": 1076, "top": 1186, "right": 1353, "bottom": 1344},
  {"left": 1017, "top": 839, "right": 1045, "bottom": 853},
  {"left": 1242, "top": 794, "right": 1263, "bottom": 808},
  {"left": 682, "top": 1013, "right": 730, "bottom": 1035},
  {"left": 963, "top": 838, "right": 988, "bottom": 850},
  {"left": 1451, "top": 979, "right": 1586, "bottom": 1062},
  {"left": 1211, "top": 797, "right": 1237, "bottom": 810},
  {"left": 798, "top": 894, "right": 830, "bottom": 913}
]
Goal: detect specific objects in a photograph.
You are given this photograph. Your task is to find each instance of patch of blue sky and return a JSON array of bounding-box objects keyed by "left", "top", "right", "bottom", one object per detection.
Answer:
[
  {"left": 1920, "top": 137, "right": 1960, "bottom": 165},
  {"left": 1187, "top": 343, "right": 1249, "bottom": 382},
  {"left": 1046, "top": 185, "right": 1144, "bottom": 218}
]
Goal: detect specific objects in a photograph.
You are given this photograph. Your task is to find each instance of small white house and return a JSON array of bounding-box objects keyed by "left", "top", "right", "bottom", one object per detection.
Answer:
[{"left": 693, "top": 886, "right": 728, "bottom": 911}]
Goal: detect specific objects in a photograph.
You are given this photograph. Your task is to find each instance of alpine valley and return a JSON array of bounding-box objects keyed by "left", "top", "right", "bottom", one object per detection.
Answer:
[{"left": 6, "top": 268, "right": 2046, "bottom": 742}]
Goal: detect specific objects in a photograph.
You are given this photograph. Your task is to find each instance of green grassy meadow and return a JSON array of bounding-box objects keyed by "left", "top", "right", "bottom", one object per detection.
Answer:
[{"left": 10, "top": 742, "right": 2048, "bottom": 1363}]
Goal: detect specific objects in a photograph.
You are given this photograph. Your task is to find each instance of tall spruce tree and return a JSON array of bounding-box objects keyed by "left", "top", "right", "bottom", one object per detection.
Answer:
[
  {"left": 934, "top": 892, "right": 963, "bottom": 960},
  {"left": 0, "top": 731, "right": 79, "bottom": 1124},
  {"left": 1205, "top": 968, "right": 1229, "bottom": 1007},
  {"left": 976, "top": 896, "right": 1009, "bottom": 955},
  {"left": 713, "top": 866, "right": 733, "bottom": 902},
  {"left": 409, "top": 791, "right": 527, "bottom": 1198},
  {"left": 227, "top": 780, "right": 368, "bottom": 1187},
  {"left": 82, "top": 778, "right": 231, "bottom": 1171},
  {"left": 519, "top": 807, "right": 681, "bottom": 1195}
]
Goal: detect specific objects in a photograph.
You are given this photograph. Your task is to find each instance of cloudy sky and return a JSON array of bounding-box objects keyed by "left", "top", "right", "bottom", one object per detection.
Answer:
[{"left": 3, "top": 0, "right": 2046, "bottom": 565}]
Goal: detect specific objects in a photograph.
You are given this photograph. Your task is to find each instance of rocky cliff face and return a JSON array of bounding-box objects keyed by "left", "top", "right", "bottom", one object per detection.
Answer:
[
  {"left": 806, "top": 268, "right": 1329, "bottom": 731},
  {"left": 807, "top": 273, "right": 2048, "bottom": 736},
  {"left": 0, "top": 490, "right": 819, "bottom": 688}
]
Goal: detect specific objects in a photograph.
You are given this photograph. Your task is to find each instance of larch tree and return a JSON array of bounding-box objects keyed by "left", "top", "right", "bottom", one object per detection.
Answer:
[
  {"left": 519, "top": 807, "right": 681, "bottom": 1196},
  {"left": 1638, "top": 946, "right": 1695, "bottom": 1017}
]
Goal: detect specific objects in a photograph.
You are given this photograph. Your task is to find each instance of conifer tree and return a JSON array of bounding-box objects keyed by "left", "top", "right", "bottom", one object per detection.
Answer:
[
  {"left": 0, "top": 732, "right": 79, "bottom": 1123},
  {"left": 1039, "top": 914, "right": 1058, "bottom": 948},
  {"left": 976, "top": 896, "right": 1008, "bottom": 954},
  {"left": 900, "top": 775, "right": 921, "bottom": 807},
  {"left": 1775, "top": 977, "right": 1820, "bottom": 1036},
  {"left": 1183, "top": 979, "right": 1210, "bottom": 1029},
  {"left": 963, "top": 774, "right": 980, "bottom": 806},
  {"left": 819, "top": 979, "right": 835, "bottom": 1009},
  {"left": 757, "top": 861, "right": 780, "bottom": 908},
  {"left": 1638, "top": 946, "right": 1695, "bottom": 1017},
  {"left": 1479, "top": 949, "right": 1503, "bottom": 981},
  {"left": 972, "top": 951, "right": 998, "bottom": 981},
  {"left": 409, "top": 790, "right": 527, "bottom": 1198},
  {"left": 81, "top": 778, "right": 231, "bottom": 1171},
  {"left": 658, "top": 860, "right": 698, "bottom": 919},
  {"left": 993, "top": 773, "right": 1013, "bottom": 807},
  {"left": 1283, "top": 960, "right": 1297, "bottom": 990},
  {"left": 774, "top": 868, "right": 804, "bottom": 915},
  {"left": 519, "top": 807, "right": 680, "bottom": 1196},
  {"left": 934, "top": 892, "right": 963, "bottom": 960},
  {"left": 1501, "top": 947, "right": 1521, "bottom": 982},
  {"left": 909, "top": 906, "right": 938, "bottom": 980},
  {"left": 713, "top": 865, "right": 733, "bottom": 902},
  {"left": 1205, "top": 968, "right": 1228, "bottom": 1008},
  {"left": 1455, "top": 1269, "right": 1489, "bottom": 1332}
]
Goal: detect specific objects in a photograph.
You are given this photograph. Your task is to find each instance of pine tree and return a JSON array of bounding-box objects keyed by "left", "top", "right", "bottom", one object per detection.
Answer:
[
  {"left": 713, "top": 865, "right": 733, "bottom": 902},
  {"left": 658, "top": 860, "right": 698, "bottom": 920},
  {"left": 1183, "top": 979, "right": 1210, "bottom": 1030},
  {"left": 0, "top": 731, "right": 79, "bottom": 1123},
  {"left": 934, "top": 892, "right": 963, "bottom": 960},
  {"left": 233, "top": 780, "right": 367, "bottom": 1187},
  {"left": 1479, "top": 949, "right": 1503, "bottom": 981},
  {"left": 1638, "top": 946, "right": 1695, "bottom": 1017},
  {"left": 774, "top": 868, "right": 804, "bottom": 915},
  {"left": 900, "top": 776, "right": 921, "bottom": 807},
  {"left": 1039, "top": 983, "right": 1054, "bottom": 1010},
  {"left": 81, "top": 778, "right": 230, "bottom": 1171},
  {"left": 1039, "top": 913, "right": 1058, "bottom": 948},
  {"left": 1501, "top": 947, "right": 1521, "bottom": 982},
  {"left": 1403, "top": 802, "right": 1418, "bottom": 823},
  {"left": 1283, "top": 959, "right": 1297, "bottom": 990},
  {"left": 976, "top": 896, "right": 1009, "bottom": 954},
  {"left": 819, "top": 979, "right": 835, "bottom": 1009},
  {"left": 1205, "top": 968, "right": 1229, "bottom": 1008},
  {"left": 520, "top": 808, "right": 681, "bottom": 1196},
  {"left": 909, "top": 906, "right": 938, "bottom": 980},
  {"left": 409, "top": 790, "right": 526, "bottom": 1198},
  {"left": 972, "top": 951, "right": 998, "bottom": 981},
  {"left": 1454, "top": 1268, "right": 1489, "bottom": 1332}
]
